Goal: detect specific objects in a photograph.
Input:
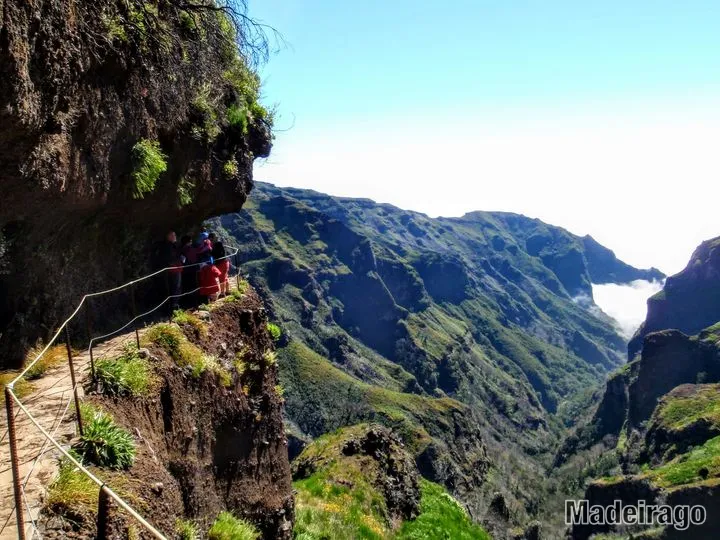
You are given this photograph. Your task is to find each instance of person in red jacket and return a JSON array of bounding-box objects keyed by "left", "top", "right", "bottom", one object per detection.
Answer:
[{"left": 198, "top": 261, "right": 222, "bottom": 302}]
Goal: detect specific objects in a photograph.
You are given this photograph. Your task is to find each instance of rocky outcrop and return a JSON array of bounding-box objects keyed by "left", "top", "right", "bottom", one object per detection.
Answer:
[
  {"left": 627, "top": 330, "right": 720, "bottom": 429},
  {"left": 292, "top": 424, "right": 421, "bottom": 523},
  {"left": 0, "top": 0, "right": 272, "bottom": 366},
  {"left": 629, "top": 236, "right": 720, "bottom": 358}
]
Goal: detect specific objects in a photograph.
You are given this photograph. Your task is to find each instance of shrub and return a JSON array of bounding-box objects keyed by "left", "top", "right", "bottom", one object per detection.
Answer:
[
  {"left": 191, "top": 84, "right": 221, "bottom": 141},
  {"left": 45, "top": 456, "right": 97, "bottom": 513},
  {"left": 73, "top": 409, "right": 135, "bottom": 469},
  {"left": 227, "top": 104, "right": 249, "bottom": 134},
  {"left": 94, "top": 345, "right": 155, "bottom": 396},
  {"left": 131, "top": 139, "right": 167, "bottom": 200},
  {"left": 177, "top": 177, "right": 195, "bottom": 208},
  {"left": 176, "top": 519, "right": 199, "bottom": 540},
  {"left": 266, "top": 322, "right": 282, "bottom": 341},
  {"left": 208, "top": 511, "right": 259, "bottom": 540},
  {"left": 24, "top": 344, "right": 67, "bottom": 380},
  {"left": 223, "top": 158, "right": 239, "bottom": 178}
]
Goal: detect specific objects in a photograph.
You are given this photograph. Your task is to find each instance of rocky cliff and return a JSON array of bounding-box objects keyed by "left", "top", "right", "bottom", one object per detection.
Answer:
[
  {"left": 629, "top": 236, "right": 720, "bottom": 358},
  {"left": 0, "top": 0, "right": 272, "bottom": 366}
]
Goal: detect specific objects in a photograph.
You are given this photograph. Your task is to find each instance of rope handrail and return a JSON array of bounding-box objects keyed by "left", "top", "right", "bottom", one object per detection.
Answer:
[
  {"left": 7, "top": 388, "right": 166, "bottom": 539},
  {"left": 3, "top": 244, "right": 243, "bottom": 539},
  {"left": 10, "top": 248, "right": 240, "bottom": 386}
]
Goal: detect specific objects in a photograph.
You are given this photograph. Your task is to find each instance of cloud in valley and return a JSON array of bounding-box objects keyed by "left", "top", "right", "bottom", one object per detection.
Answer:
[{"left": 591, "top": 280, "right": 665, "bottom": 339}]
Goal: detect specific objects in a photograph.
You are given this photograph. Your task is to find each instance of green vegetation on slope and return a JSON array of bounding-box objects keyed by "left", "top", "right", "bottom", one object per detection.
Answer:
[
  {"left": 655, "top": 384, "right": 720, "bottom": 431},
  {"left": 396, "top": 479, "right": 491, "bottom": 540},
  {"left": 643, "top": 436, "right": 720, "bottom": 488}
]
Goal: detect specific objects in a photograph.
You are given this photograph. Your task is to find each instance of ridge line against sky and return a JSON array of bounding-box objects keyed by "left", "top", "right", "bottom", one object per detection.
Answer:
[{"left": 249, "top": 0, "right": 720, "bottom": 276}]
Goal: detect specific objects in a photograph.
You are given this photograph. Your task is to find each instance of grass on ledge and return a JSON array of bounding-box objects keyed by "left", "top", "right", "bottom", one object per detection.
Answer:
[
  {"left": 45, "top": 455, "right": 98, "bottom": 516},
  {"left": 643, "top": 436, "right": 720, "bottom": 488},
  {"left": 73, "top": 406, "right": 135, "bottom": 470},
  {"left": 655, "top": 384, "right": 720, "bottom": 431},
  {"left": 95, "top": 344, "right": 157, "bottom": 396},
  {"left": 143, "top": 323, "right": 232, "bottom": 387},
  {"left": 24, "top": 344, "right": 68, "bottom": 380},
  {"left": 208, "top": 511, "right": 259, "bottom": 540}
]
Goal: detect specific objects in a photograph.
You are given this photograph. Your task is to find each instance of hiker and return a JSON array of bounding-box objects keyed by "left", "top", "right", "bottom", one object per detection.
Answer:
[
  {"left": 195, "top": 229, "right": 212, "bottom": 260},
  {"left": 198, "top": 259, "right": 222, "bottom": 302},
  {"left": 180, "top": 235, "right": 197, "bottom": 266},
  {"left": 158, "top": 230, "right": 183, "bottom": 308},
  {"left": 210, "top": 233, "right": 230, "bottom": 296}
]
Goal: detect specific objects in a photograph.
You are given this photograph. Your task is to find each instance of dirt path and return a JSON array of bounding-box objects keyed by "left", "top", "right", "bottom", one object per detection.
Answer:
[{"left": 0, "top": 333, "right": 138, "bottom": 539}]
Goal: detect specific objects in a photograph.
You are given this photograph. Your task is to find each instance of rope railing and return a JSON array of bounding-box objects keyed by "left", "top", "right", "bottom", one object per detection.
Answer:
[{"left": 3, "top": 246, "right": 243, "bottom": 540}]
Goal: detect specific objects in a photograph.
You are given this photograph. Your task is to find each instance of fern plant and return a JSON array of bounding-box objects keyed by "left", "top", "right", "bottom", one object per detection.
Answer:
[{"left": 131, "top": 139, "right": 167, "bottom": 200}]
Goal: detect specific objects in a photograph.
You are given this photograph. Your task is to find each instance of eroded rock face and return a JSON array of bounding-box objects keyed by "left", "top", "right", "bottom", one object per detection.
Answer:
[
  {"left": 0, "top": 0, "right": 271, "bottom": 366},
  {"left": 629, "top": 236, "right": 720, "bottom": 359},
  {"left": 46, "top": 292, "right": 294, "bottom": 538}
]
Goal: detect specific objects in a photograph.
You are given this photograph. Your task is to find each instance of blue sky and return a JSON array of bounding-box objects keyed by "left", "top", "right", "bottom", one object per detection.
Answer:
[{"left": 248, "top": 0, "right": 720, "bottom": 276}]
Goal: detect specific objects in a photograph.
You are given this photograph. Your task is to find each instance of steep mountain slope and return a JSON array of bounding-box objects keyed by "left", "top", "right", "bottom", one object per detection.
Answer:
[
  {"left": 629, "top": 236, "right": 720, "bottom": 358},
  {"left": 210, "top": 182, "right": 661, "bottom": 530},
  {"left": 557, "top": 236, "right": 720, "bottom": 539}
]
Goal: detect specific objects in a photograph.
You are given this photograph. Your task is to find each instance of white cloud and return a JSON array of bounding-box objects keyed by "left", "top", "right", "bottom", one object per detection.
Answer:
[{"left": 591, "top": 279, "right": 665, "bottom": 339}]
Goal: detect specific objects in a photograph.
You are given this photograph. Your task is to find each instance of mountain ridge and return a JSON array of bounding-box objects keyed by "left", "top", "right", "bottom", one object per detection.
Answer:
[{"left": 209, "top": 180, "right": 663, "bottom": 535}]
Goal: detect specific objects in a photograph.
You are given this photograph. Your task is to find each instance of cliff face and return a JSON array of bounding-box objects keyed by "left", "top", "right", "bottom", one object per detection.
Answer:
[
  {"left": 0, "top": 0, "right": 271, "bottom": 366},
  {"left": 41, "top": 290, "right": 294, "bottom": 538},
  {"left": 629, "top": 236, "right": 720, "bottom": 358}
]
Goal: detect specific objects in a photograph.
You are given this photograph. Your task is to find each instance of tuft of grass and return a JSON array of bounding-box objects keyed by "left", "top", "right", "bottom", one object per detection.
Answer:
[
  {"left": 176, "top": 518, "right": 199, "bottom": 540},
  {"left": 172, "top": 309, "right": 208, "bottom": 337},
  {"left": 73, "top": 409, "right": 135, "bottom": 469},
  {"left": 208, "top": 511, "right": 259, "bottom": 540},
  {"left": 262, "top": 349, "right": 277, "bottom": 367},
  {"left": 0, "top": 372, "right": 34, "bottom": 403},
  {"left": 131, "top": 139, "right": 167, "bottom": 200},
  {"left": 45, "top": 456, "right": 97, "bottom": 514},
  {"left": 266, "top": 322, "right": 282, "bottom": 341},
  {"left": 24, "top": 344, "right": 67, "bottom": 380},
  {"left": 191, "top": 84, "right": 221, "bottom": 141},
  {"left": 143, "top": 323, "right": 231, "bottom": 386},
  {"left": 94, "top": 344, "right": 156, "bottom": 396},
  {"left": 396, "top": 479, "right": 491, "bottom": 539}
]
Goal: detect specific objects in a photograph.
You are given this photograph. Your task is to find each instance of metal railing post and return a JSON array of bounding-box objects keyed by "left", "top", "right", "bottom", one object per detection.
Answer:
[
  {"left": 85, "top": 300, "right": 95, "bottom": 379},
  {"left": 4, "top": 388, "right": 26, "bottom": 540},
  {"left": 65, "top": 326, "right": 84, "bottom": 437},
  {"left": 130, "top": 283, "right": 141, "bottom": 349},
  {"left": 97, "top": 485, "right": 111, "bottom": 540},
  {"left": 235, "top": 252, "right": 241, "bottom": 290}
]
